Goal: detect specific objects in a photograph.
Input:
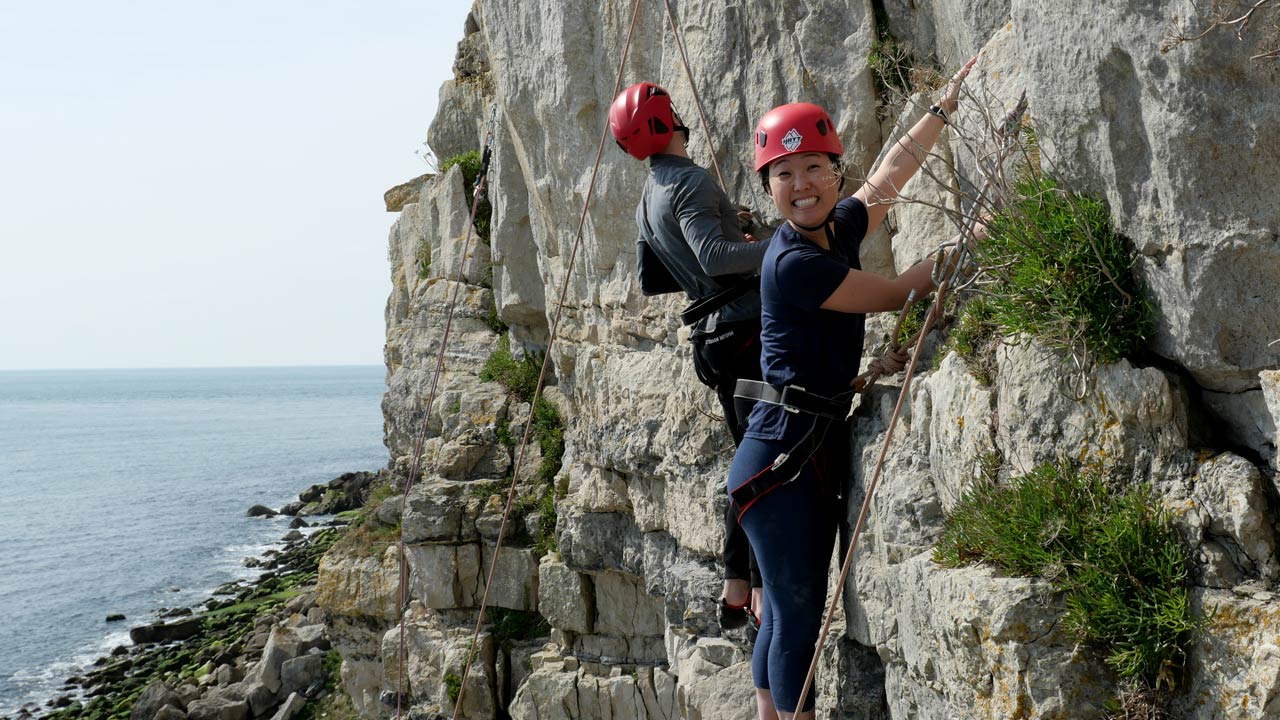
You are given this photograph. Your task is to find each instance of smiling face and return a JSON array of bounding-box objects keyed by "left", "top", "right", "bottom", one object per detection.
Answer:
[{"left": 766, "top": 152, "right": 841, "bottom": 231}]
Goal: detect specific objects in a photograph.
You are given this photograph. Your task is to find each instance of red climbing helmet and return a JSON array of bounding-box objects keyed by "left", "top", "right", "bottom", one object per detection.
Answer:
[
  {"left": 753, "top": 102, "right": 844, "bottom": 171},
  {"left": 610, "top": 82, "right": 677, "bottom": 160}
]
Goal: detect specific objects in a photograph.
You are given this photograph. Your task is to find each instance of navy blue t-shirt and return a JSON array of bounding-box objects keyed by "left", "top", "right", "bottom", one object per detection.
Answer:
[{"left": 744, "top": 196, "right": 869, "bottom": 442}]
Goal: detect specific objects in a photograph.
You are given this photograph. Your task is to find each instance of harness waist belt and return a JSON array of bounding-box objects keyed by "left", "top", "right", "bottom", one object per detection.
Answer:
[
  {"left": 680, "top": 274, "right": 760, "bottom": 326},
  {"left": 733, "top": 379, "right": 851, "bottom": 420}
]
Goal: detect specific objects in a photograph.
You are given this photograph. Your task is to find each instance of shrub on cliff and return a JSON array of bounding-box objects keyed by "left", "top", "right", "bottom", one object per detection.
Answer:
[
  {"left": 479, "top": 333, "right": 540, "bottom": 402},
  {"left": 976, "top": 176, "right": 1154, "bottom": 366},
  {"left": 439, "top": 149, "right": 491, "bottom": 242},
  {"left": 934, "top": 463, "right": 1202, "bottom": 698}
]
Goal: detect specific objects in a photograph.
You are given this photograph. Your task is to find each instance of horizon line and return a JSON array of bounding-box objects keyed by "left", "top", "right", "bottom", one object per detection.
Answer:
[{"left": 0, "top": 363, "right": 385, "bottom": 373}]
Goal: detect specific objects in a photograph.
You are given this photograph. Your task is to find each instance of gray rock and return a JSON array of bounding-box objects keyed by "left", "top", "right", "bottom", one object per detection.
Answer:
[
  {"left": 246, "top": 627, "right": 306, "bottom": 696},
  {"left": 241, "top": 682, "right": 276, "bottom": 718},
  {"left": 538, "top": 557, "right": 594, "bottom": 634},
  {"left": 153, "top": 706, "right": 187, "bottom": 720},
  {"left": 267, "top": 693, "right": 307, "bottom": 720},
  {"left": 184, "top": 696, "right": 248, "bottom": 720},
  {"left": 130, "top": 681, "right": 183, "bottom": 720},
  {"left": 384, "top": 172, "right": 433, "bottom": 213},
  {"left": 245, "top": 504, "right": 277, "bottom": 518},
  {"left": 280, "top": 652, "right": 325, "bottom": 698},
  {"left": 995, "top": 0, "right": 1280, "bottom": 393}
]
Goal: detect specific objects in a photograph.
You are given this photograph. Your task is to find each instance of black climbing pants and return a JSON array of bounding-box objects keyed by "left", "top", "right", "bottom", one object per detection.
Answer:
[{"left": 691, "top": 319, "right": 763, "bottom": 588}]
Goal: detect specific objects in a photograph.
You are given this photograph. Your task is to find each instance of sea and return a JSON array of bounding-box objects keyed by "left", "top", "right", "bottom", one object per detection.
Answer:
[{"left": 0, "top": 366, "right": 389, "bottom": 717}]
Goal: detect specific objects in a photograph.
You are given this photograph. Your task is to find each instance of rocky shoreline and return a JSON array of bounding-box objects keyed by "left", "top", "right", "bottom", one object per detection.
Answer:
[{"left": 6, "top": 471, "right": 388, "bottom": 720}]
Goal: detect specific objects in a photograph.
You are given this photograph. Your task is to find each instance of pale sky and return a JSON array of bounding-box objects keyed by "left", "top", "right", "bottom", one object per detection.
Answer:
[{"left": 0, "top": 1, "right": 473, "bottom": 370}]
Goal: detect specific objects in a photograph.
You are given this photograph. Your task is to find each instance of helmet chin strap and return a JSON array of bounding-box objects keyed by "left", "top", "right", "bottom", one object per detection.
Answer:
[{"left": 792, "top": 207, "right": 839, "bottom": 245}]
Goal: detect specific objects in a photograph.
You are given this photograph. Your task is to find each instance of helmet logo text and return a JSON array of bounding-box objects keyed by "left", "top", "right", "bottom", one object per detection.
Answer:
[{"left": 781, "top": 128, "right": 803, "bottom": 152}]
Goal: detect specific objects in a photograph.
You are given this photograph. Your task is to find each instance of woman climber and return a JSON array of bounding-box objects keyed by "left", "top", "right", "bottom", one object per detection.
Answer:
[{"left": 728, "top": 58, "right": 977, "bottom": 719}]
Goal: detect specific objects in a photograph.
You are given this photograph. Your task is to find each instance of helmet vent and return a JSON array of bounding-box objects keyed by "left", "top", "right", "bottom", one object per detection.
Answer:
[
  {"left": 757, "top": 131, "right": 767, "bottom": 148},
  {"left": 817, "top": 119, "right": 828, "bottom": 136},
  {"left": 650, "top": 118, "right": 670, "bottom": 134}
]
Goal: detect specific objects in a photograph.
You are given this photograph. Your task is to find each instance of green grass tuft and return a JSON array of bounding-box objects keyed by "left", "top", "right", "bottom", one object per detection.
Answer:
[
  {"left": 935, "top": 463, "right": 1202, "bottom": 692},
  {"left": 439, "top": 150, "right": 491, "bottom": 243},
  {"left": 479, "top": 334, "right": 541, "bottom": 402},
  {"left": 935, "top": 296, "right": 999, "bottom": 384},
  {"left": 444, "top": 673, "right": 463, "bottom": 705},
  {"left": 977, "top": 176, "right": 1154, "bottom": 365},
  {"left": 487, "top": 607, "right": 551, "bottom": 645}
]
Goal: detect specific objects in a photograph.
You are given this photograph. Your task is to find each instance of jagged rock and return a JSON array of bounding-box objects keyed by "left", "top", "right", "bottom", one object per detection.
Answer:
[
  {"left": 403, "top": 541, "right": 537, "bottom": 611},
  {"left": 1261, "top": 370, "right": 1280, "bottom": 473},
  {"left": 184, "top": 695, "right": 248, "bottom": 720},
  {"left": 995, "top": 341, "right": 1190, "bottom": 482},
  {"left": 1173, "top": 588, "right": 1280, "bottom": 718},
  {"left": 967, "top": 1, "right": 1280, "bottom": 393},
  {"left": 241, "top": 682, "right": 275, "bottom": 718},
  {"left": 557, "top": 509, "right": 643, "bottom": 575},
  {"left": 592, "top": 571, "right": 663, "bottom": 638},
  {"left": 385, "top": 173, "right": 433, "bottom": 213},
  {"left": 361, "top": 1, "right": 1280, "bottom": 718},
  {"left": 676, "top": 660, "right": 754, "bottom": 720},
  {"left": 280, "top": 651, "right": 325, "bottom": 698},
  {"left": 538, "top": 557, "right": 593, "bottom": 634},
  {"left": 879, "top": 554, "right": 1115, "bottom": 718},
  {"left": 245, "top": 626, "right": 311, "bottom": 696},
  {"left": 508, "top": 664, "right": 678, "bottom": 720},
  {"left": 153, "top": 706, "right": 187, "bottom": 720},
  {"left": 267, "top": 693, "right": 306, "bottom": 720},
  {"left": 315, "top": 545, "right": 401, "bottom": 621},
  {"left": 131, "top": 681, "right": 184, "bottom": 720},
  {"left": 382, "top": 618, "right": 499, "bottom": 719},
  {"left": 1202, "top": 388, "right": 1278, "bottom": 468},
  {"left": 879, "top": 0, "right": 1012, "bottom": 67},
  {"left": 402, "top": 477, "right": 486, "bottom": 543},
  {"left": 1168, "top": 453, "right": 1280, "bottom": 585}
]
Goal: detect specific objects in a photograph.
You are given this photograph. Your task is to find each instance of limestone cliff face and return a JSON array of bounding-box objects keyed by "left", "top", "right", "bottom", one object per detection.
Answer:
[{"left": 319, "top": 1, "right": 1280, "bottom": 718}]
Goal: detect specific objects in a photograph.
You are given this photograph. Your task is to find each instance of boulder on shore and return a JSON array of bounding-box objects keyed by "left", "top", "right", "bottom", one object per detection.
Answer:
[{"left": 129, "top": 617, "right": 202, "bottom": 645}]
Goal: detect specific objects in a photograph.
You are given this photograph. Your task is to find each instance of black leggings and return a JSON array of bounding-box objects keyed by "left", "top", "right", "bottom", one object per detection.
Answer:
[
  {"left": 691, "top": 319, "right": 762, "bottom": 587},
  {"left": 728, "top": 420, "right": 847, "bottom": 712}
]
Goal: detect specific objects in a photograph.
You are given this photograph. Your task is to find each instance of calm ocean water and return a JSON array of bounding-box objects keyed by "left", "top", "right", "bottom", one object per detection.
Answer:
[{"left": 0, "top": 366, "right": 388, "bottom": 716}]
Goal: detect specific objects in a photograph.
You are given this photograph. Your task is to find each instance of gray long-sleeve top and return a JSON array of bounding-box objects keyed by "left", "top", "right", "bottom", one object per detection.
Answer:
[{"left": 638, "top": 154, "right": 769, "bottom": 337}]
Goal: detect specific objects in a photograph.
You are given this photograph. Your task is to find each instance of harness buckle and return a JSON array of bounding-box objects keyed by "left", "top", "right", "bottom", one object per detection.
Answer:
[{"left": 771, "top": 453, "right": 789, "bottom": 471}]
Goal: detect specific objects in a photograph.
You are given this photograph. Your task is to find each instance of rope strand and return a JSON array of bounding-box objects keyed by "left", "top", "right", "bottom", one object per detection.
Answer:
[
  {"left": 447, "top": 0, "right": 648, "bottom": 715},
  {"left": 393, "top": 103, "right": 500, "bottom": 720},
  {"left": 792, "top": 97, "right": 1028, "bottom": 713}
]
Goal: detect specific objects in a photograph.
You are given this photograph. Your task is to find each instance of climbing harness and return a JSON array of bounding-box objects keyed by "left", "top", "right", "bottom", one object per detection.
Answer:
[{"left": 791, "top": 93, "right": 1030, "bottom": 714}]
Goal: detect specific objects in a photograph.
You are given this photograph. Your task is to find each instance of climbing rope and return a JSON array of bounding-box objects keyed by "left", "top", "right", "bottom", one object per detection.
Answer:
[
  {"left": 661, "top": 0, "right": 728, "bottom": 194},
  {"left": 391, "top": 102, "right": 499, "bottom": 720},
  {"left": 792, "top": 94, "right": 1030, "bottom": 714},
  {"left": 446, "top": 0, "right": 649, "bottom": 716}
]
